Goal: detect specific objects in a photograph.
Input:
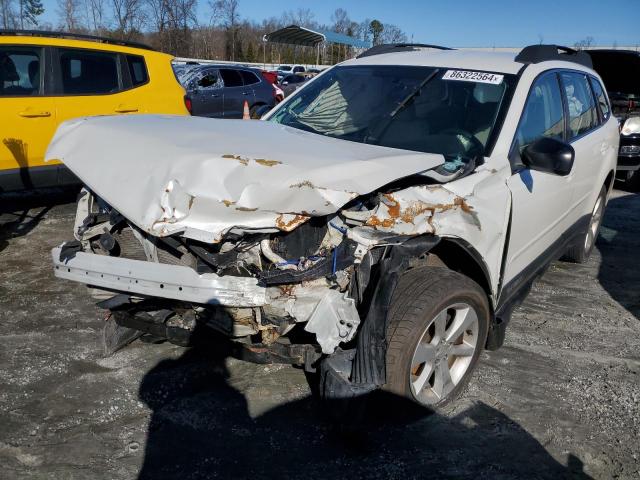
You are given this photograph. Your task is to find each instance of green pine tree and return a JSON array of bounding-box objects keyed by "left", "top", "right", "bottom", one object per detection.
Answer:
[{"left": 21, "top": 0, "right": 45, "bottom": 27}]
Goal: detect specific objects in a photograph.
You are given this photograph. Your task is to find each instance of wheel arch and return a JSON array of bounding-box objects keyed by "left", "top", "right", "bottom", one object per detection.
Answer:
[
  {"left": 604, "top": 169, "right": 615, "bottom": 196},
  {"left": 428, "top": 237, "right": 494, "bottom": 303}
]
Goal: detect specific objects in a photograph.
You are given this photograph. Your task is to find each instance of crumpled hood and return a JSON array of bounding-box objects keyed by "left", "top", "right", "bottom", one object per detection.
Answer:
[{"left": 46, "top": 115, "right": 445, "bottom": 242}]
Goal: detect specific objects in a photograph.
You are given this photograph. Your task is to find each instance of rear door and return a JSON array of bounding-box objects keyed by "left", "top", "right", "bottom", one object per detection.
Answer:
[
  {"left": 52, "top": 47, "right": 142, "bottom": 126},
  {"left": 0, "top": 45, "right": 57, "bottom": 189},
  {"left": 239, "top": 69, "right": 266, "bottom": 104},
  {"left": 220, "top": 68, "right": 253, "bottom": 118},
  {"left": 558, "top": 71, "right": 609, "bottom": 212},
  {"left": 503, "top": 71, "right": 576, "bottom": 288}
]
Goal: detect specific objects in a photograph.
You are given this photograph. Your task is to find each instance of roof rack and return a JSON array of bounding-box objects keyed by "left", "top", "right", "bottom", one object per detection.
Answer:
[
  {"left": 515, "top": 44, "right": 592, "bottom": 68},
  {"left": 357, "top": 43, "right": 453, "bottom": 59},
  {"left": 0, "top": 29, "right": 154, "bottom": 51}
]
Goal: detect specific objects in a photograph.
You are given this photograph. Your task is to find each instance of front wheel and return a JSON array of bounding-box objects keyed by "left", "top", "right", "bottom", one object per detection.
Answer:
[{"left": 384, "top": 267, "right": 489, "bottom": 408}]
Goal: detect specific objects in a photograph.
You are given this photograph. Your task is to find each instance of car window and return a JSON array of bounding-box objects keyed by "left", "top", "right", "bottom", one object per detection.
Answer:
[
  {"left": 514, "top": 73, "right": 565, "bottom": 151},
  {"left": 0, "top": 46, "right": 41, "bottom": 96},
  {"left": 560, "top": 72, "right": 598, "bottom": 139},
  {"left": 589, "top": 77, "right": 610, "bottom": 120},
  {"left": 293, "top": 66, "right": 305, "bottom": 73},
  {"left": 279, "top": 66, "right": 292, "bottom": 72},
  {"left": 271, "top": 65, "right": 515, "bottom": 160},
  {"left": 58, "top": 48, "right": 120, "bottom": 95},
  {"left": 239, "top": 70, "right": 260, "bottom": 85},
  {"left": 219, "top": 69, "right": 243, "bottom": 87},
  {"left": 126, "top": 55, "right": 148, "bottom": 87},
  {"left": 196, "top": 69, "right": 222, "bottom": 89}
]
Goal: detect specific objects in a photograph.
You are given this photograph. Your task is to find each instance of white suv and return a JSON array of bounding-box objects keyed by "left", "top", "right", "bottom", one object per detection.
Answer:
[{"left": 48, "top": 44, "right": 618, "bottom": 408}]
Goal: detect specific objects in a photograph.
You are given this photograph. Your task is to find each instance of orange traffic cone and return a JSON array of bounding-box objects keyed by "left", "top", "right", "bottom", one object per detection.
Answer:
[{"left": 242, "top": 100, "right": 250, "bottom": 120}]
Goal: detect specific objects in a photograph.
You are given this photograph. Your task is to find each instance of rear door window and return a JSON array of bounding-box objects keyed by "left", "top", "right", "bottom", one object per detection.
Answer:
[
  {"left": 219, "top": 69, "right": 243, "bottom": 87},
  {"left": 0, "top": 46, "right": 42, "bottom": 96},
  {"left": 560, "top": 72, "right": 598, "bottom": 139},
  {"left": 195, "top": 69, "right": 222, "bottom": 89},
  {"left": 126, "top": 55, "right": 148, "bottom": 87},
  {"left": 58, "top": 48, "right": 120, "bottom": 95},
  {"left": 589, "top": 77, "right": 610, "bottom": 121},
  {"left": 239, "top": 70, "right": 260, "bottom": 85},
  {"left": 514, "top": 72, "right": 565, "bottom": 151}
]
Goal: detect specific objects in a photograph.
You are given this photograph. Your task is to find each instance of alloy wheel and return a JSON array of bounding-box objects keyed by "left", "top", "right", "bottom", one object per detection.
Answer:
[{"left": 409, "top": 302, "right": 479, "bottom": 405}]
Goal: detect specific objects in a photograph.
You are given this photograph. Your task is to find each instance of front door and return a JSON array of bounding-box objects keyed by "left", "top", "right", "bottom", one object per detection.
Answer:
[
  {"left": 503, "top": 72, "right": 576, "bottom": 291},
  {"left": 0, "top": 45, "right": 57, "bottom": 189}
]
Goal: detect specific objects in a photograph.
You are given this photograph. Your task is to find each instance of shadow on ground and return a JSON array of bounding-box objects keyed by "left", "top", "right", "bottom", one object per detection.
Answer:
[
  {"left": 137, "top": 335, "right": 592, "bottom": 480},
  {"left": 0, "top": 187, "right": 78, "bottom": 253},
  {"left": 598, "top": 192, "right": 640, "bottom": 320}
]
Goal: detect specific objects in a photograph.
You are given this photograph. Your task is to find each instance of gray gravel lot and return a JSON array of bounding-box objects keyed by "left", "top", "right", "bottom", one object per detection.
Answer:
[{"left": 0, "top": 187, "right": 638, "bottom": 479}]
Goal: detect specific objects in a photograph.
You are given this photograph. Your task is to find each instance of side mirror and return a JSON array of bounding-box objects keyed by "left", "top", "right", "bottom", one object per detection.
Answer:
[
  {"left": 522, "top": 137, "right": 574, "bottom": 176},
  {"left": 254, "top": 104, "right": 272, "bottom": 119}
]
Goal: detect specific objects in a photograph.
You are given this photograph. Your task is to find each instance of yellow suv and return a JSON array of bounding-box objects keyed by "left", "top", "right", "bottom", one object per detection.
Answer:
[{"left": 0, "top": 30, "right": 189, "bottom": 191}]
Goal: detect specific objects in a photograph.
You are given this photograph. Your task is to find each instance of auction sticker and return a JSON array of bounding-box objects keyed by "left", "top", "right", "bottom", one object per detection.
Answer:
[{"left": 442, "top": 70, "right": 504, "bottom": 84}]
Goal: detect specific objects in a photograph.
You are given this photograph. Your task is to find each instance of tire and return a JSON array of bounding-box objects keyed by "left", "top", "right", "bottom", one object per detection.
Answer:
[
  {"left": 384, "top": 266, "right": 490, "bottom": 408},
  {"left": 627, "top": 170, "right": 640, "bottom": 192},
  {"left": 564, "top": 185, "right": 606, "bottom": 263},
  {"left": 249, "top": 105, "right": 261, "bottom": 119}
]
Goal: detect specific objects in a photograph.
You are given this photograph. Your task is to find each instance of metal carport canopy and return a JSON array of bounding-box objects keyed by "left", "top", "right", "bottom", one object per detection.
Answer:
[{"left": 263, "top": 25, "right": 371, "bottom": 49}]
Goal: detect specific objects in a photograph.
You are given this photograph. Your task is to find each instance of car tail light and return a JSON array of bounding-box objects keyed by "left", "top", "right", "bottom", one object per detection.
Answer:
[
  {"left": 261, "top": 70, "right": 277, "bottom": 85},
  {"left": 184, "top": 95, "right": 192, "bottom": 114}
]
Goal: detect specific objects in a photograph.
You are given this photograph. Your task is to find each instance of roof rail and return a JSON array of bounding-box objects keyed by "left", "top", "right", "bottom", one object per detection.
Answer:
[
  {"left": 515, "top": 44, "right": 593, "bottom": 68},
  {"left": 357, "top": 43, "right": 453, "bottom": 59},
  {"left": 0, "top": 29, "right": 155, "bottom": 51}
]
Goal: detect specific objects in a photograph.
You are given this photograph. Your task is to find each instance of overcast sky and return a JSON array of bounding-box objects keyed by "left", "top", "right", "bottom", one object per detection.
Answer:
[{"left": 38, "top": 0, "right": 640, "bottom": 47}]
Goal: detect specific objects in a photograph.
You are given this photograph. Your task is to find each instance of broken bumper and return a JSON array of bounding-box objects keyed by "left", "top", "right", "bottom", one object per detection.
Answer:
[{"left": 51, "top": 246, "right": 267, "bottom": 306}]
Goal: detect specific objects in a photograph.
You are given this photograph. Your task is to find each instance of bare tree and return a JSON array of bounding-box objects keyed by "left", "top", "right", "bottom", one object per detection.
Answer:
[
  {"left": 381, "top": 23, "right": 407, "bottom": 44},
  {"left": 574, "top": 36, "right": 595, "bottom": 50},
  {"left": 330, "top": 7, "right": 349, "bottom": 33},
  {"left": 111, "top": 0, "right": 143, "bottom": 36},
  {"left": 0, "top": 0, "right": 18, "bottom": 28},
  {"left": 165, "top": 0, "right": 198, "bottom": 55},
  {"left": 212, "top": 0, "right": 239, "bottom": 60},
  {"left": 280, "top": 7, "right": 314, "bottom": 28},
  {"left": 85, "top": 0, "right": 107, "bottom": 31},
  {"left": 57, "top": 0, "right": 83, "bottom": 30}
]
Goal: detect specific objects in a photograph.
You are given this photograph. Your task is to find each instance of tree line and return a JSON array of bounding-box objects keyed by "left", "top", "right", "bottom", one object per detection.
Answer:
[{"left": 0, "top": 0, "right": 409, "bottom": 64}]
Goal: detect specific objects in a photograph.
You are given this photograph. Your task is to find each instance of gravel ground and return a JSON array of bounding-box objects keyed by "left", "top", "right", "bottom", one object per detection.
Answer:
[{"left": 0, "top": 186, "right": 638, "bottom": 479}]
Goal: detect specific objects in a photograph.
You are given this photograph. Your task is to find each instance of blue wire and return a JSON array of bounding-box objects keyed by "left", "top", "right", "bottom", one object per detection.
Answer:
[
  {"left": 332, "top": 248, "right": 338, "bottom": 274},
  {"left": 329, "top": 222, "right": 347, "bottom": 234}
]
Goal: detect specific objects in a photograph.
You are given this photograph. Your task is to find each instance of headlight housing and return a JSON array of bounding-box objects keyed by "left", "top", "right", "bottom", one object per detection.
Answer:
[{"left": 621, "top": 117, "right": 640, "bottom": 136}]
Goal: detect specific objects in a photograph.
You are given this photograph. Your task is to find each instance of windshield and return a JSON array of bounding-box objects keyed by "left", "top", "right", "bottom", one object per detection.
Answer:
[
  {"left": 279, "top": 66, "right": 292, "bottom": 71},
  {"left": 589, "top": 52, "right": 640, "bottom": 97},
  {"left": 270, "top": 66, "right": 514, "bottom": 160}
]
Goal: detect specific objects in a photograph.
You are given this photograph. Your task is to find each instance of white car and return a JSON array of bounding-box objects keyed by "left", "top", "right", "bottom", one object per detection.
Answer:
[
  {"left": 276, "top": 64, "right": 305, "bottom": 82},
  {"left": 48, "top": 44, "right": 618, "bottom": 408}
]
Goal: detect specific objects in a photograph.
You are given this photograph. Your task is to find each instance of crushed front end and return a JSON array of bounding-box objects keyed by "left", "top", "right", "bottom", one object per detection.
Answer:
[{"left": 52, "top": 181, "right": 451, "bottom": 400}]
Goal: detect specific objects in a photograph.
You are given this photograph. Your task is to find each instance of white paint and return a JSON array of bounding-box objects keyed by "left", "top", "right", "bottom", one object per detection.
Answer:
[{"left": 46, "top": 114, "right": 445, "bottom": 243}]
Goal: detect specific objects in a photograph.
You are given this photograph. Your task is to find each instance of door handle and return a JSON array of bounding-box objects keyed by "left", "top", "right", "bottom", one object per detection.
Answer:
[
  {"left": 115, "top": 105, "right": 139, "bottom": 113},
  {"left": 19, "top": 110, "right": 51, "bottom": 118}
]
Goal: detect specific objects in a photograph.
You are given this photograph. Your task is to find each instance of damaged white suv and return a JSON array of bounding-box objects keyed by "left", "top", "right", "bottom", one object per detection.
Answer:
[{"left": 49, "top": 44, "right": 618, "bottom": 407}]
